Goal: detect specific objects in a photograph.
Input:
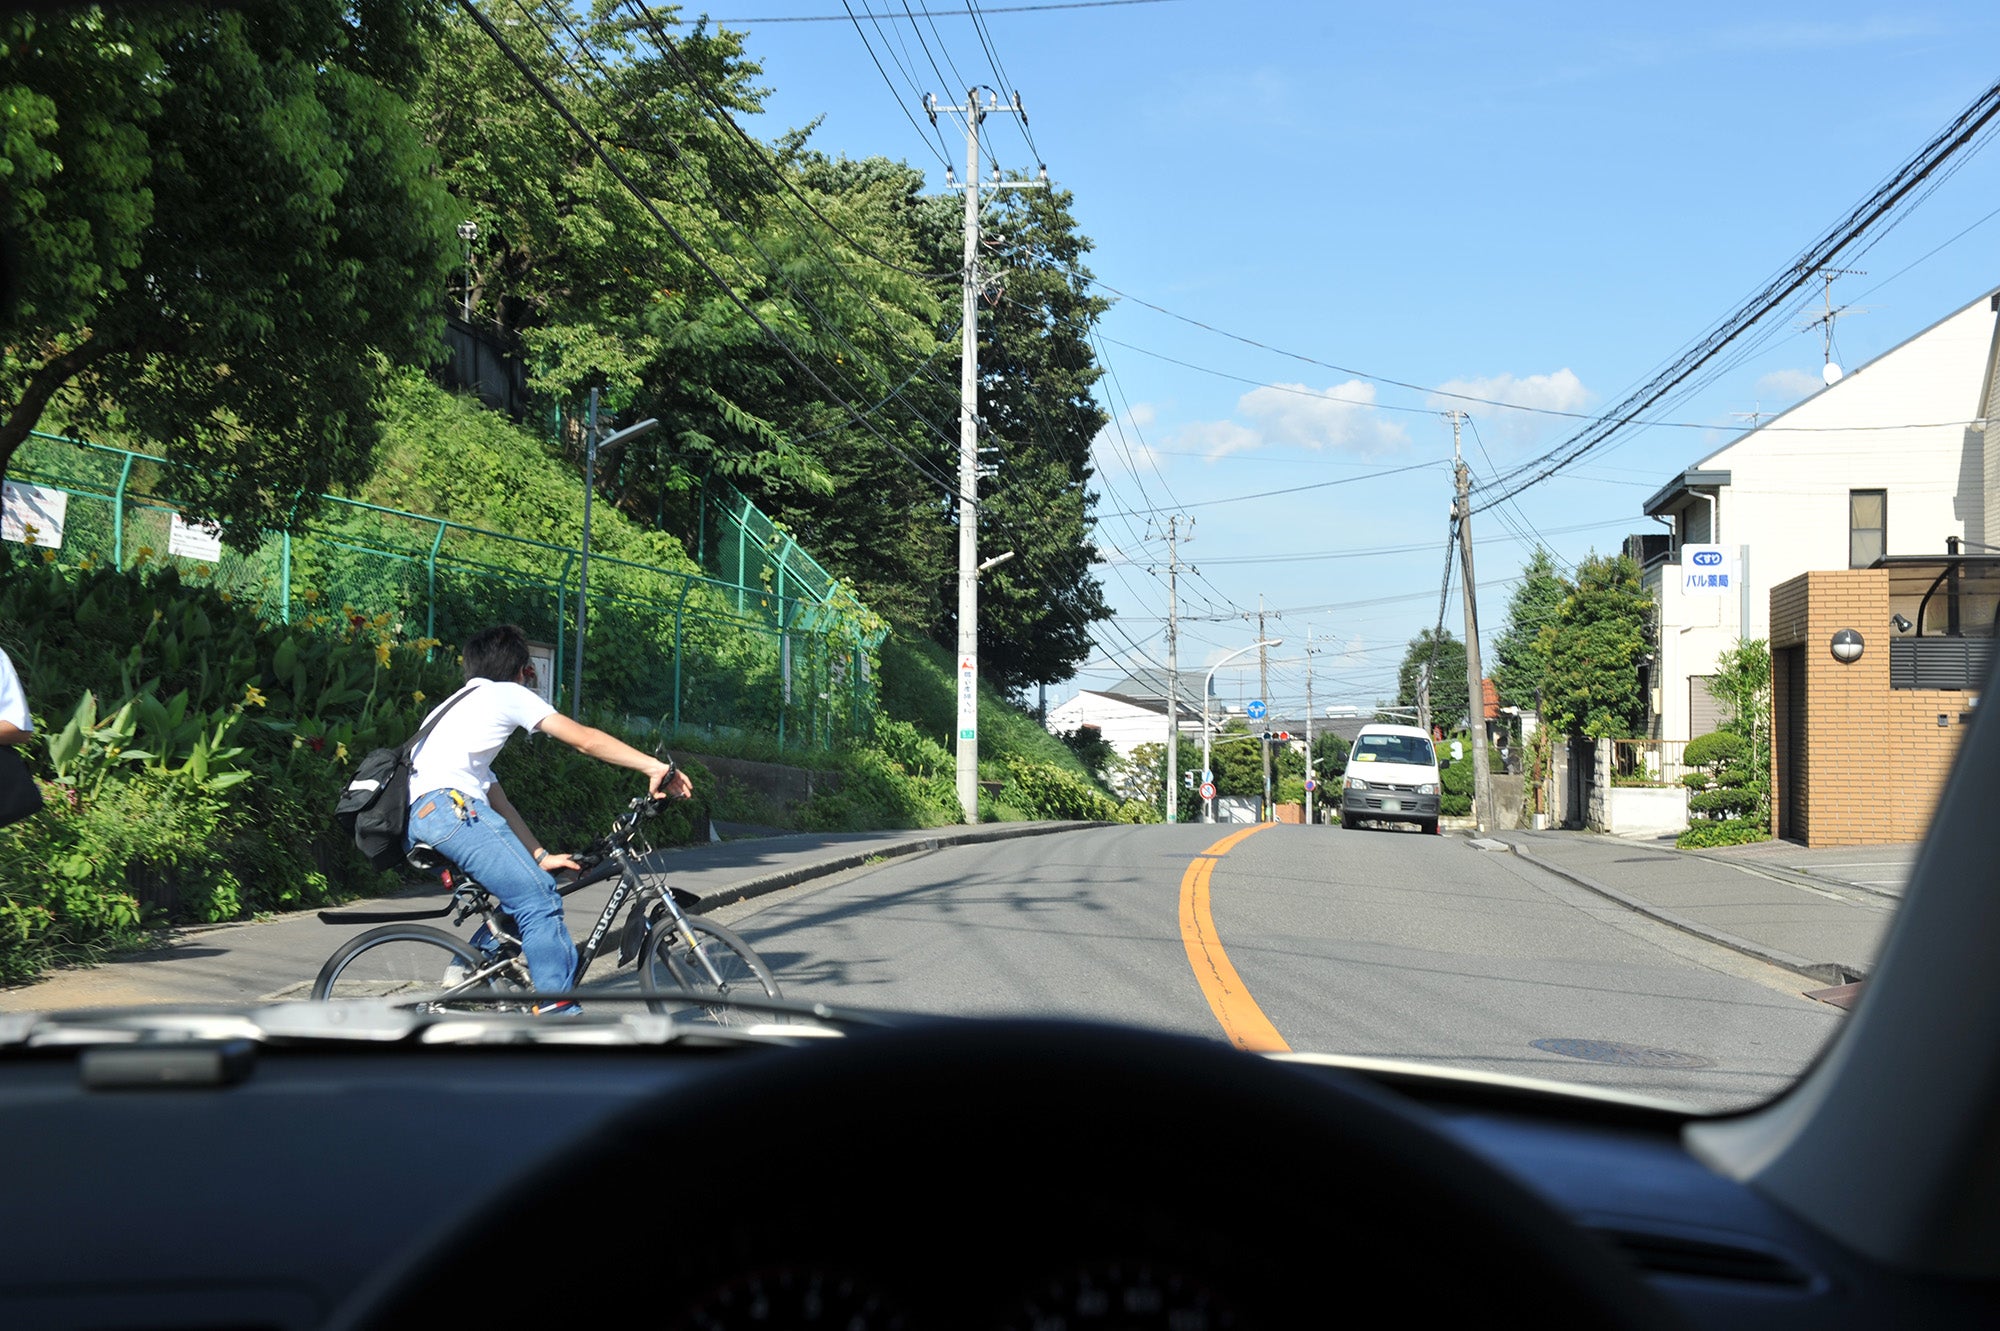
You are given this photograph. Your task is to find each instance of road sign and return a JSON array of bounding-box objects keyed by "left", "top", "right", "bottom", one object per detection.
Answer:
[
  {"left": 1200, "top": 769, "right": 1213, "bottom": 783},
  {"left": 1304, "top": 779, "right": 1317, "bottom": 792},
  {"left": 1199, "top": 781, "right": 1217, "bottom": 800},
  {"left": 1246, "top": 700, "right": 1267, "bottom": 720}
]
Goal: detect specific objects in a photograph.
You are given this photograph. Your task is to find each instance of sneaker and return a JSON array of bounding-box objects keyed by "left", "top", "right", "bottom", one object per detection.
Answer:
[{"left": 532, "top": 999, "right": 583, "bottom": 1017}]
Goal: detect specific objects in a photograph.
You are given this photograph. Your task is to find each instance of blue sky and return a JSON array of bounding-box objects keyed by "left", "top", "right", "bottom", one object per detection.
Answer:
[{"left": 722, "top": 1, "right": 2000, "bottom": 716}]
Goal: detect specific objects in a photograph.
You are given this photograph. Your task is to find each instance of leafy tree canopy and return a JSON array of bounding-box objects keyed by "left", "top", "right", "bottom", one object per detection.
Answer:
[
  {"left": 1395, "top": 628, "right": 1466, "bottom": 732},
  {"left": 1493, "top": 546, "right": 1566, "bottom": 712},
  {"left": 1, "top": 2, "right": 453, "bottom": 533},
  {"left": 1537, "top": 552, "right": 1655, "bottom": 739}
]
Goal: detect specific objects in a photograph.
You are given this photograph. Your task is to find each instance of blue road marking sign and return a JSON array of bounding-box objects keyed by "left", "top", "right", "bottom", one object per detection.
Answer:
[{"left": 1247, "top": 700, "right": 1267, "bottom": 720}]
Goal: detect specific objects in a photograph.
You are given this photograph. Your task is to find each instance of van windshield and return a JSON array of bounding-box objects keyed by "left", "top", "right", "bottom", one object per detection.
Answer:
[{"left": 1353, "top": 735, "right": 1437, "bottom": 768}]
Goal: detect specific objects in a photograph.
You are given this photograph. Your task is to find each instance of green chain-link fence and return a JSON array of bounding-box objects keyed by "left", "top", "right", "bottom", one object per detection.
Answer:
[{"left": 7, "top": 431, "right": 886, "bottom": 750}]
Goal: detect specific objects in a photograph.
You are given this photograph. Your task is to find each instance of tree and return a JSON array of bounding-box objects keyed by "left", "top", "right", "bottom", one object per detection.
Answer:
[
  {"left": 912, "top": 181, "right": 1114, "bottom": 695},
  {"left": 1396, "top": 629, "right": 1466, "bottom": 732},
  {"left": 1538, "top": 552, "right": 1654, "bottom": 739},
  {"left": 1, "top": 4, "right": 453, "bottom": 533},
  {"left": 1493, "top": 547, "right": 1566, "bottom": 712},
  {"left": 1310, "top": 731, "right": 1350, "bottom": 782},
  {"left": 1708, "top": 637, "right": 1772, "bottom": 827}
]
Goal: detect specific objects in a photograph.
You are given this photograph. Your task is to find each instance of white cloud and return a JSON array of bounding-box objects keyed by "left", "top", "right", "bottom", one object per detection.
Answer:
[
  {"left": 1428, "top": 368, "right": 1591, "bottom": 418},
  {"left": 1172, "top": 380, "right": 1411, "bottom": 461},
  {"left": 1090, "top": 406, "right": 1165, "bottom": 476},
  {"left": 1753, "top": 368, "right": 1825, "bottom": 404}
]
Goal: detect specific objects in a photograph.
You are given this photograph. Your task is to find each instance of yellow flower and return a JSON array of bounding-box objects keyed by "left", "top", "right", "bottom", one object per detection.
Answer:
[
  {"left": 300, "top": 589, "right": 320, "bottom": 604},
  {"left": 334, "top": 742, "right": 349, "bottom": 763},
  {"left": 375, "top": 641, "right": 392, "bottom": 668},
  {"left": 40, "top": 549, "right": 55, "bottom": 564},
  {"left": 218, "top": 591, "right": 233, "bottom": 603},
  {"left": 243, "top": 685, "right": 267, "bottom": 708},
  {"left": 412, "top": 690, "right": 426, "bottom": 704},
  {"left": 134, "top": 545, "right": 154, "bottom": 563},
  {"left": 19, "top": 523, "right": 37, "bottom": 546},
  {"left": 292, "top": 737, "right": 303, "bottom": 750},
  {"left": 152, "top": 609, "right": 164, "bottom": 622}
]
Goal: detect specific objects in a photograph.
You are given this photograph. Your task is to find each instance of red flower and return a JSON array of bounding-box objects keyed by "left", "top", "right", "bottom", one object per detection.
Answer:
[{"left": 307, "top": 736, "right": 326, "bottom": 753}]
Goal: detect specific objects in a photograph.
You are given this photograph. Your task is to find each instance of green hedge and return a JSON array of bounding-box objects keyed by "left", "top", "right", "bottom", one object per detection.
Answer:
[{"left": 0, "top": 550, "right": 712, "bottom": 984}]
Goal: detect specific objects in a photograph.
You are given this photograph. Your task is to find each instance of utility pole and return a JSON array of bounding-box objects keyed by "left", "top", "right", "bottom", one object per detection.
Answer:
[
  {"left": 1450, "top": 411, "right": 1494, "bottom": 833},
  {"left": 925, "top": 88, "right": 1046, "bottom": 821},
  {"left": 1304, "top": 626, "right": 1317, "bottom": 825},
  {"left": 1154, "top": 515, "right": 1192, "bottom": 823},
  {"left": 1417, "top": 660, "right": 1431, "bottom": 736},
  {"left": 1242, "top": 596, "right": 1280, "bottom": 820}
]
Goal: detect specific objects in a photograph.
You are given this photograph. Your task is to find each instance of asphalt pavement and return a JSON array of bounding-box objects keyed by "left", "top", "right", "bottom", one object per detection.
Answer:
[
  {"left": 0, "top": 820, "right": 1094, "bottom": 1012},
  {"left": 1493, "top": 830, "right": 1901, "bottom": 985}
]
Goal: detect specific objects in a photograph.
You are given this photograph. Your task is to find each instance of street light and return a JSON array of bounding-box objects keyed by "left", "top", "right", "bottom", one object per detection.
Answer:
[
  {"left": 1202, "top": 638, "right": 1282, "bottom": 823},
  {"left": 455, "top": 220, "right": 478, "bottom": 321},
  {"left": 571, "top": 389, "right": 658, "bottom": 714}
]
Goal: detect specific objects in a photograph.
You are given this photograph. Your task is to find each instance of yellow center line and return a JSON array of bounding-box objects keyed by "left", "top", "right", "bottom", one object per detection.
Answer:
[{"left": 1178, "top": 822, "right": 1289, "bottom": 1052}]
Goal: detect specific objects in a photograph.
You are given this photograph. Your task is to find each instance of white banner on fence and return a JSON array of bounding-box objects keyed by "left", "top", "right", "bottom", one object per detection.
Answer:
[
  {"left": 1, "top": 481, "right": 67, "bottom": 549},
  {"left": 167, "top": 513, "right": 225, "bottom": 562}
]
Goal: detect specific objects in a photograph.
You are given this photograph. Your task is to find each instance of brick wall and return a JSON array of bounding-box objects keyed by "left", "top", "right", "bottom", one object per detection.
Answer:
[{"left": 1769, "top": 569, "right": 1974, "bottom": 846}]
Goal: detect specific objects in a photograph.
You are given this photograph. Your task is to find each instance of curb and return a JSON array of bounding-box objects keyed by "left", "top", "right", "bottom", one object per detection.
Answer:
[
  {"left": 683, "top": 821, "right": 1112, "bottom": 913},
  {"left": 1503, "top": 841, "right": 1865, "bottom": 987}
]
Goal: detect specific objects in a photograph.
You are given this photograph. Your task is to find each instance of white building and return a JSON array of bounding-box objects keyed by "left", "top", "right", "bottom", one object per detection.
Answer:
[
  {"left": 1044, "top": 689, "right": 1202, "bottom": 762},
  {"left": 1637, "top": 285, "right": 2000, "bottom": 744}
]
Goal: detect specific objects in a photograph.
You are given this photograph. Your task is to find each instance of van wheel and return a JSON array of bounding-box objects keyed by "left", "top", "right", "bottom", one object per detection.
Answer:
[
  {"left": 1340, "top": 812, "right": 1359, "bottom": 830},
  {"left": 1421, "top": 819, "right": 1441, "bottom": 836}
]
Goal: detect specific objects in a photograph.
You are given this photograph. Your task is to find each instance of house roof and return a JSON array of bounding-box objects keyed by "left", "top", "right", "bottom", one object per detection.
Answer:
[
  {"left": 1648, "top": 283, "right": 2000, "bottom": 486},
  {"left": 1643, "top": 468, "right": 1733, "bottom": 518},
  {"left": 1104, "top": 667, "right": 1215, "bottom": 704}
]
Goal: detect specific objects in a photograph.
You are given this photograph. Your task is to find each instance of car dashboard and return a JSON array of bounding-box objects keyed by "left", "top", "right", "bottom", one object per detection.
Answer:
[{"left": 0, "top": 1017, "right": 1994, "bottom": 1330}]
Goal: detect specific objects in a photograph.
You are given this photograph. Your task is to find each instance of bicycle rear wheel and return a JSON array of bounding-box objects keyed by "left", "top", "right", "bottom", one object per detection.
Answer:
[
  {"left": 311, "top": 925, "right": 529, "bottom": 1010},
  {"left": 638, "top": 915, "right": 781, "bottom": 1025}
]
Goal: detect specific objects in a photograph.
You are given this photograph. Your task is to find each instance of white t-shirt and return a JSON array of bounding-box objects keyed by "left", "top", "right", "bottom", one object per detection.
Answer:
[
  {"left": 0, "top": 648, "right": 31, "bottom": 734},
  {"left": 407, "top": 679, "right": 555, "bottom": 805}
]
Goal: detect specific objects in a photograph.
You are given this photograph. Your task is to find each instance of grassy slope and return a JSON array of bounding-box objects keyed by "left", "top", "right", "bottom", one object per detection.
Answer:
[
  {"left": 369, "top": 380, "right": 1087, "bottom": 783},
  {"left": 878, "top": 633, "right": 1094, "bottom": 780}
]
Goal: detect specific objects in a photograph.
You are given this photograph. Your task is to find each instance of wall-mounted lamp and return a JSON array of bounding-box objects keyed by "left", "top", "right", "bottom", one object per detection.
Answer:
[
  {"left": 1892, "top": 613, "right": 1914, "bottom": 634},
  {"left": 1831, "top": 628, "right": 1866, "bottom": 663}
]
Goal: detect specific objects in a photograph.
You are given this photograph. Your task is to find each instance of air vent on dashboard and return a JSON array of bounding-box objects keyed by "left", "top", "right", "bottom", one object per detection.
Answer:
[{"left": 1592, "top": 1227, "right": 1816, "bottom": 1289}]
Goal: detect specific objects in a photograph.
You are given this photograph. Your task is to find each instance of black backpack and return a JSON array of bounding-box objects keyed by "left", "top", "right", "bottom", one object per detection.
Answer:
[{"left": 336, "top": 684, "right": 479, "bottom": 871}]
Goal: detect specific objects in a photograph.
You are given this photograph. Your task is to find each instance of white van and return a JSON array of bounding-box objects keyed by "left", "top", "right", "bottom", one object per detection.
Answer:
[{"left": 1339, "top": 724, "right": 1443, "bottom": 834}]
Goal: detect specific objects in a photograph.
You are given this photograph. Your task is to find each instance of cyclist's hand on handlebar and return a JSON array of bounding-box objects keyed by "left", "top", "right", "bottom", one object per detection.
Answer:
[
  {"left": 537, "top": 850, "right": 583, "bottom": 874},
  {"left": 646, "top": 759, "right": 692, "bottom": 801}
]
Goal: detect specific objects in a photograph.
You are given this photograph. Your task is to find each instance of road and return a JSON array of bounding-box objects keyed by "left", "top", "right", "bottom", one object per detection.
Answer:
[{"left": 705, "top": 823, "right": 1844, "bottom": 1111}]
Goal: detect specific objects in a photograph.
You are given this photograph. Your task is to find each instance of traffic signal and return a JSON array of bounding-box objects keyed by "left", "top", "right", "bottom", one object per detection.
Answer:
[
  {"left": 1276, "top": 730, "right": 1292, "bottom": 742},
  {"left": 1260, "top": 730, "right": 1274, "bottom": 741},
  {"left": 1183, "top": 771, "right": 1196, "bottom": 790}
]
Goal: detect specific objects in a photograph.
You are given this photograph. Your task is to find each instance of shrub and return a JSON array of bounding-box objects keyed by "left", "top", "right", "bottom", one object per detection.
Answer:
[
  {"left": 1676, "top": 818, "right": 1769, "bottom": 849},
  {"left": 999, "top": 758, "right": 1126, "bottom": 822}
]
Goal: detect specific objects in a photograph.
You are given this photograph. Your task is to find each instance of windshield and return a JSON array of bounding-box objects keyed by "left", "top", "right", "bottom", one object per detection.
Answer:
[
  {"left": 1351, "top": 735, "right": 1436, "bottom": 768},
  {"left": 7, "top": 0, "right": 1989, "bottom": 1115}
]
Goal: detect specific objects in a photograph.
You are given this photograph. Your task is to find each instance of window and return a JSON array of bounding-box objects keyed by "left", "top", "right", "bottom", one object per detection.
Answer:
[{"left": 1851, "top": 490, "right": 1887, "bottom": 568}]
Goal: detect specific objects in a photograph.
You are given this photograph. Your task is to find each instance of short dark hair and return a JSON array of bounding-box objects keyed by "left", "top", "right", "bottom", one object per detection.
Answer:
[{"left": 462, "top": 625, "right": 530, "bottom": 684}]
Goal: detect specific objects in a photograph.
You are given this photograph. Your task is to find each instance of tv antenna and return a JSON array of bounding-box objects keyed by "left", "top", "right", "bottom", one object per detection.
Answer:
[{"left": 1799, "top": 267, "right": 1868, "bottom": 384}]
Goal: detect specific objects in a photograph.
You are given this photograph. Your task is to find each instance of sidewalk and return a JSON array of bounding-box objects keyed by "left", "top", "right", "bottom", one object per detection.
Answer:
[
  {"left": 0, "top": 821, "right": 1098, "bottom": 1013},
  {"left": 1495, "top": 829, "right": 1898, "bottom": 985}
]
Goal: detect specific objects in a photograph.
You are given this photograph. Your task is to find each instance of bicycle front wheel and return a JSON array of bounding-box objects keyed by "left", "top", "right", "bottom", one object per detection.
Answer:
[
  {"left": 311, "top": 925, "right": 526, "bottom": 1009},
  {"left": 638, "top": 915, "right": 781, "bottom": 1025}
]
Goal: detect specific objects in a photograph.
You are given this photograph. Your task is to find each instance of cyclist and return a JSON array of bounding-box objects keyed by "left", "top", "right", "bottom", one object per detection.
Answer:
[{"left": 407, "top": 624, "right": 689, "bottom": 1013}]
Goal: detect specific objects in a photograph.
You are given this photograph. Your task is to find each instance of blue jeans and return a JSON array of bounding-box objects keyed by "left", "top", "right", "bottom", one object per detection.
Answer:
[{"left": 407, "top": 790, "right": 578, "bottom": 993}]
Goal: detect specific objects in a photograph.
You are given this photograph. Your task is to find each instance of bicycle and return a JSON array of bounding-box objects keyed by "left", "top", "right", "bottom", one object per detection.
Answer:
[{"left": 310, "top": 794, "right": 780, "bottom": 1025}]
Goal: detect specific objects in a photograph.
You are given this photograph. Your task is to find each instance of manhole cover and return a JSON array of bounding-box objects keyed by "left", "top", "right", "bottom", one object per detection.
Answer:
[{"left": 1530, "top": 1038, "right": 1714, "bottom": 1069}]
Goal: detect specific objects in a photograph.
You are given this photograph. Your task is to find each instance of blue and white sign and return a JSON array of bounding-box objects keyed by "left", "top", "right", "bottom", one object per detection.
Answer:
[
  {"left": 1246, "top": 700, "right": 1267, "bottom": 720},
  {"left": 1681, "top": 545, "right": 1734, "bottom": 597}
]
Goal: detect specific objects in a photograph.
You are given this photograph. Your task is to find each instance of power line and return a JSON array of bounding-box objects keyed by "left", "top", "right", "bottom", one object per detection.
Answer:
[
  {"left": 1475, "top": 75, "right": 2000, "bottom": 509},
  {"left": 714, "top": 0, "right": 1181, "bottom": 19},
  {"left": 457, "top": 0, "right": 968, "bottom": 507}
]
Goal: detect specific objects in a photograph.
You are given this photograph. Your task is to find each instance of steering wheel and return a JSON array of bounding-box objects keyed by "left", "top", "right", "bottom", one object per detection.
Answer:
[{"left": 331, "top": 1019, "right": 1683, "bottom": 1328}]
